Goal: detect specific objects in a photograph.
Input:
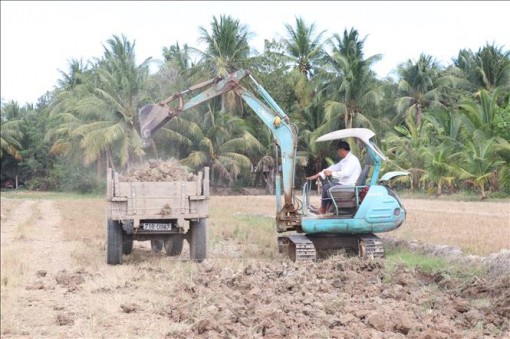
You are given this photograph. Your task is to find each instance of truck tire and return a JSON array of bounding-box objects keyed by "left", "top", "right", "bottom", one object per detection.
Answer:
[
  {"left": 190, "top": 219, "right": 206, "bottom": 262},
  {"left": 122, "top": 234, "right": 134, "bottom": 255},
  {"left": 106, "top": 219, "right": 123, "bottom": 265},
  {"left": 164, "top": 237, "right": 184, "bottom": 256},
  {"left": 151, "top": 240, "right": 163, "bottom": 253}
]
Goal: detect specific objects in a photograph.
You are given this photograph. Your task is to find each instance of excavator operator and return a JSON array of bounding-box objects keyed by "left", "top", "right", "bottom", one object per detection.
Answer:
[{"left": 306, "top": 140, "right": 361, "bottom": 214}]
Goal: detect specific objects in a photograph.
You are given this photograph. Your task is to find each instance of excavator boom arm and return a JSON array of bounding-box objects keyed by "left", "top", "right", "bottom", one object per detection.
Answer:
[
  {"left": 139, "top": 69, "right": 250, "bottom": 144},
  {"left": 138, "top": 69, "right": 301, "bottom": 232}
]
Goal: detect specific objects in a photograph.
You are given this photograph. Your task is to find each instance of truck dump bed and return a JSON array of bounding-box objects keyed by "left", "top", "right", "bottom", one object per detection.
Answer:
[{"left": 106, "top": 167, "right": 209, "bottom": 229}]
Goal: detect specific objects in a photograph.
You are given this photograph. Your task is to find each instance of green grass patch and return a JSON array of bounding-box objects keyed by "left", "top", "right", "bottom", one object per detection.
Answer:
[
  {"left": 231, "top": 215, "right": 274, "bottom": 239},
  {"left": 207, "top": 211, "right": 277, "bottom": 258},
  {"left": 386, "top": 247, "right": 450, "bottom": 273},
  {"left": 232, "top": 214, "right": 274, "bottom": 230},
  {"left": 385, "top": 247, "right": 487, "bottom": 278},
  {"left": 1, "top": 190, "right": 103, "bottom": 200}
]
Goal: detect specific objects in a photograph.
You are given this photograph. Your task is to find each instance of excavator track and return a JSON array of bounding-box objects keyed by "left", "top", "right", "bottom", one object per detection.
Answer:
[
  {"left": 279, "top": 234, "right": 385, "bottom": 261},
  {"left": 278, "top": 235, "right": 317, "bottom": 262},
  {"left": 358, "top": 234, "right": 385, "bottom": 258}
]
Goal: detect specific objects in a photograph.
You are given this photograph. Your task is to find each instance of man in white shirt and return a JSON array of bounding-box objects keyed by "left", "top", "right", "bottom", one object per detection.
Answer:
[{"left": 306, "top": 141, "right": 362, "bottom": 214}]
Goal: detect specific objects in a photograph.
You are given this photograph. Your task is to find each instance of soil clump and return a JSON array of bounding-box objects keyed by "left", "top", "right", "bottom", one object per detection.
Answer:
[{"left": 119, "top": 159, "right": 198, "bottom": 182}]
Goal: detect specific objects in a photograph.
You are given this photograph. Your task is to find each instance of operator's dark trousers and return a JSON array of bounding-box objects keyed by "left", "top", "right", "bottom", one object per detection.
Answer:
[{"left": 321, "top": 180, "right": 340, "bottom": 209}]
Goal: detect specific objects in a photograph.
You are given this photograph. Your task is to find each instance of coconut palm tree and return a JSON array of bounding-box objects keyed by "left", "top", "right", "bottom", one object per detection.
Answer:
[
  {"left": 47, "top": 90, "right": 91, "bottom": 167},
  {"left": 455, "top": 132, "right": 504, "bottom": 199},
  {"left": 321, "top": 28, "right": 383, "bottom": 132},
  {"left": 395, "top": 53, "right": 444, "bottom": 126},
  {"left": 282, "top": 16, "right": 326, "bottom": 79},
  {"left": 420, "top": 144, "right": 456, "bottom": 195},
  {"left": 275, "top": 18, "right": 328, "bottom": 180},
  {"left": 453, "top": 43, "right": 510, "bottom": 91},
  {"left": 56, "top": 58, "right": 89, "bottom": 90},
  {"left": 0, "top": 101, "right": 23, "bottom": 160},
  {"left": 163, "top": 42, "right": 192, "bottom": 72},
  {"left": 384, "top": 113, "right": 431, "bottom": 190},
  {"left": 196, "top": 14, "right": 252, "bottom": 76},
  {"left": 459, "top": 88, "right": 506, "bottom": 138},
  {"left": 457, "top": 88, "right": 509, "bottom": 195},
  {"left": 0, "top": 121, "right": 23, "bottom": 160},
  {"left": 83, "top": 35, "right": 153, "bottom": 170},
  {"left": 191, "top": 15, "right": 253, "bottom": 115},
  {"left": 425, "top": 107, "right": 464, "bottom": 151},
  {"left": 279, "top": 16, "right": 327, "bottom": 113},
  {"left": 48, "top": 34, "right": 152, "bottom": 177}
]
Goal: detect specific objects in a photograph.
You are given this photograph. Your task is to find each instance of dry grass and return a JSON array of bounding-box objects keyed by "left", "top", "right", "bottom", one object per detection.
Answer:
[
  {"left": 54, "top": 194, "right": 509, "bottom": 257},
  {"left": 209, "top": 195, "right": 278, "bottom": 258},
  {"left": 2, "top": 192, "right": 508, "bottom": 258},
  {"left": 208, "top": 195, "right": 510, "bottom": 257},
  {"left": 1, "top": 199, "right": 44, "bottom": 335},
  {"left": 49, "top": 198, "right": 107, "bottom": 271},
  {"left": 59, "top": 198, "right": 106, "bottom": 241},
  {"left": 386, "top": 199, "right": 510, "bottom": 256}
]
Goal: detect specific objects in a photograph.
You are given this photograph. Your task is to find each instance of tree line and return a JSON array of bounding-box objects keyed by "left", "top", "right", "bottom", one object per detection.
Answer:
[{"left": 1, "top": 15, "right": 509, "bottom": 198}]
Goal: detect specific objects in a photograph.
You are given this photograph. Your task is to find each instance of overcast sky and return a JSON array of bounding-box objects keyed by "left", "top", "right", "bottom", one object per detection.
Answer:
[{"left": 1, "top": 1, "right": 509, "bottom": 105}]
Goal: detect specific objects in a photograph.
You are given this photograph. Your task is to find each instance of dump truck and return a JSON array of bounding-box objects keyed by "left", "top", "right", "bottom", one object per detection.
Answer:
[{"left": 105, "top": 166, "right": 209, "bottom": 265}]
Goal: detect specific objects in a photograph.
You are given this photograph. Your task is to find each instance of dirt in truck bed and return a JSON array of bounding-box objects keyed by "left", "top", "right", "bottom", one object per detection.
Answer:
[{"left": 119, "top": 158, "right": 198, "bottom": 182}]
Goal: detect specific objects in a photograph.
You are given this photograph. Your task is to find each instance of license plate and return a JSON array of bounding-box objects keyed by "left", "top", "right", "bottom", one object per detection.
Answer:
[{"left": 143, "top": 223, "right": 172, "bottom": 231}]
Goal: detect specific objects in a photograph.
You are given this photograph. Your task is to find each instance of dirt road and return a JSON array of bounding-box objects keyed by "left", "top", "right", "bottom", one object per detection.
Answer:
[
  {"left": 1, "top": 198, "right": 509, "bottom": 338},
  {"left": 1, "top": 199, "right": 82, "bottom": 335}
]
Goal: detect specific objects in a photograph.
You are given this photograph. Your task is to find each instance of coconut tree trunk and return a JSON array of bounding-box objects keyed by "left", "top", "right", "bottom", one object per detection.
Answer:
[
  {"left": 106, "top": 147, "right": 116, "bottom": 173},
  {"left": 266, "top": 168, "right": 275, "bottom": 195},
  {"left": 416, "top": 104, "right": 423, "bottom": 127},
  {"left": 479, "top": 184, "right": 487, "bottom": 199},
  {"left": 221, "top": 95, "right": 226, "bottom": 113},
  {"left": 97, "top": 154, "right": 103, "bottom": 187}
]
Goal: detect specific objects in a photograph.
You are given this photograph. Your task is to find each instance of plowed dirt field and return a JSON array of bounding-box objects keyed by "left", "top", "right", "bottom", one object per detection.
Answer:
[{"left": 1, "top": 196, "right": 509, "bottom": 338}]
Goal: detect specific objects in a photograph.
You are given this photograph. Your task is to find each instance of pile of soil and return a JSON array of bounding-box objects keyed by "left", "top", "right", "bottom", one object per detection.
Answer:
[
  {"left": 120, "top": 159, "right": 198, "bottom": 182},
  {"left": 163, "top": 257, "right": 509, "bottom": 338}
]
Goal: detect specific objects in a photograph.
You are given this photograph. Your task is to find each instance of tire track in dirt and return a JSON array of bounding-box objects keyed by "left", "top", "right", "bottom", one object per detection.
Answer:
[
  {"left": 1, "top": 199, "right": 73, "bottom": 270},
  {"left": 1, "top": 199, "right": 80, "bottom": 337},
  {"left": 0, "top": 199, "right": 37, "bottom": 245},
  {"left": 27, "top": 199, "right": 74, "bottom": 270}
]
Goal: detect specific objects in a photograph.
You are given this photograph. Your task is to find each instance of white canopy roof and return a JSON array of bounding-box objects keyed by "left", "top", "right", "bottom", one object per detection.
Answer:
[{"left": 315, "top": 128, "right": 387, "bottom": 160}]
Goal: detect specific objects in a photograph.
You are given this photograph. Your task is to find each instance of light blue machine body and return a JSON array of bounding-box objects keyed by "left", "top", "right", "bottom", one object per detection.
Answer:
[{"left": 300, "top": 184, "right": 406, "bottom": 234}]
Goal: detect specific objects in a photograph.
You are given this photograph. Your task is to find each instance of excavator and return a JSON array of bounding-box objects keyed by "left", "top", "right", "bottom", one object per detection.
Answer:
[{"left": 138, "top": 69, "right": 408, "bottom": 261}]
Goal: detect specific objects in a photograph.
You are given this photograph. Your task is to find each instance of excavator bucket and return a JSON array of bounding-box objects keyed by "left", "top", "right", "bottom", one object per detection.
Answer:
[{"left": 138, "top": 104, "right": 175, "bottom": 147}]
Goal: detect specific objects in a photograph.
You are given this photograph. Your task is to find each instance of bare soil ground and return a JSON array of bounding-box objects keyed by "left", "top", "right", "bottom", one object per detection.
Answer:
[{"left": 1, "top": 196, "right": 509, "bottom": 338}]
